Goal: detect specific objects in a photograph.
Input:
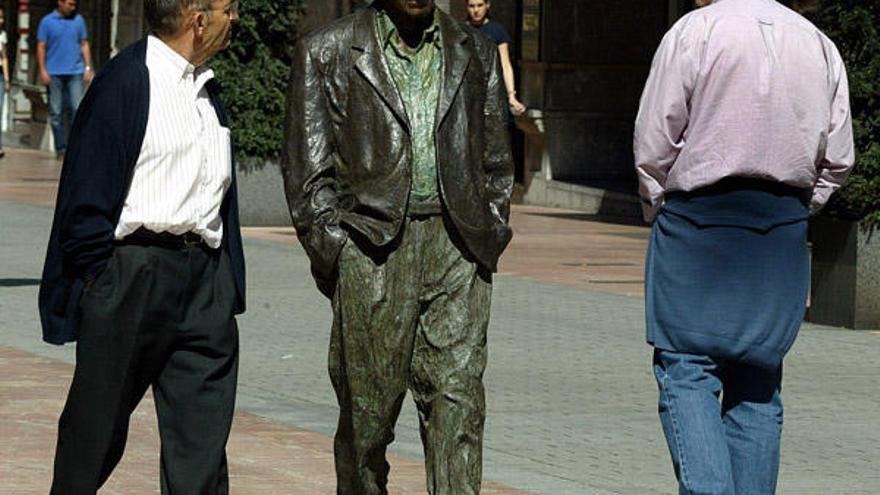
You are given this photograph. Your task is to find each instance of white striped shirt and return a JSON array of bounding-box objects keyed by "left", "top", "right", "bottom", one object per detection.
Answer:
[{"left": 114, "top": 35, "right": 232, "bottom": 248}]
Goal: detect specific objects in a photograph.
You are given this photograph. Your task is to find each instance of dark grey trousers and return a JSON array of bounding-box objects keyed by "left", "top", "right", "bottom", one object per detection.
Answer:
[
  {"left": 51, "top": 244, "right": 239, "bottom": 494},
  {"left": 331, "top": 215, "right": 493, "bottom": 495}
]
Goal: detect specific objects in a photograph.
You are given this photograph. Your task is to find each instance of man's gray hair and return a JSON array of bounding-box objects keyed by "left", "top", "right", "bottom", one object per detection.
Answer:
[{"left": 144, "top": 0, "right": 212, "bottom": 37}]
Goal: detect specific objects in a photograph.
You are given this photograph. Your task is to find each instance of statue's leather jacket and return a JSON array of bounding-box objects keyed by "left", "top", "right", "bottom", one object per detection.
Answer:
[{"left": 281, "top": 5, "right": 514, "bottom": 293}]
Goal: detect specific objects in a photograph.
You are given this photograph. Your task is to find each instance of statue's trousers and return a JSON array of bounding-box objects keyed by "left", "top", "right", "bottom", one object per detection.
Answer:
[{"left": 330, "top": 214, "right": 492, "bottom": 495}]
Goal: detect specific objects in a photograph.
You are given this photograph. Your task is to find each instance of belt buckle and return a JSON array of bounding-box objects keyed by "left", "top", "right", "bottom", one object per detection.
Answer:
[{"left": 182, "top": 233, "right": 202, "bottom": 248}]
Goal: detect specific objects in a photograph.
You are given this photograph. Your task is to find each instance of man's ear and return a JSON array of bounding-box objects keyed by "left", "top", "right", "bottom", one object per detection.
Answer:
[
  {"left": 192, "top": 10, "right": 207, "bottom": 35},
  {"left": 179, "top": 9, "right": 201, "bottom": 36}
]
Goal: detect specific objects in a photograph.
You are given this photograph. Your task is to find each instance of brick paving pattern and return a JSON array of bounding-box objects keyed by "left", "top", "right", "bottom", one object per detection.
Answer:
[{"left": 0, "top": 347, "right": 526, "bottom": 494}]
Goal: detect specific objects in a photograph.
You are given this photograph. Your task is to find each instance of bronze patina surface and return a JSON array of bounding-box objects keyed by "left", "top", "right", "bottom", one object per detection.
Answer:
[
  {"left": 332, "top": 217, "right": 491, "bottom": 494},
  {"left": 281, "top": 2, "right": 513, "bottom": 295},
  {"left": 377, "top": 9, "right": 443, "bottom": 211},
  {"left": 282, "top": 1, "right": 513, "bottom": 493}
]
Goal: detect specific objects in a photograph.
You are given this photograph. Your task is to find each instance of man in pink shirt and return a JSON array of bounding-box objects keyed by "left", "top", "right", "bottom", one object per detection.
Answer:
[{"left": 634, "top": 0, "right": 854, "bottom": 493}]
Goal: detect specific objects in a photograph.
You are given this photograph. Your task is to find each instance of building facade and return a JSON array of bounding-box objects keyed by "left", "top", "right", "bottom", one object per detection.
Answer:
[
  {"left": 456, "top": 0, "right": 694, "bottom": 215},
  {"left": 5, "top": 0, "right": 685, "bottom": 216}
]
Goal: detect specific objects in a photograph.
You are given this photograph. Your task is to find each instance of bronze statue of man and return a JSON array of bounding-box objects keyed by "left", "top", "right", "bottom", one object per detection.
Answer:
[{"left": 281, "top": 0, "right": 513, "bottom": 493}]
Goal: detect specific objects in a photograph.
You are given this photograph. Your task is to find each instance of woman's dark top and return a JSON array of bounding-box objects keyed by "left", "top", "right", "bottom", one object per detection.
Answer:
[{"left": 477, "top": 20, "right": 512, "bottom": 46}]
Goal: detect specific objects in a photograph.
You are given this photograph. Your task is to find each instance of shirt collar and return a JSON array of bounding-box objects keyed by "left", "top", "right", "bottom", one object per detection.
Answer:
[
  {"left": 148, "top": 35, "right": 215, "bottom": 92},
  {"left": 376, "top": 8, "right": 441, "bottom": 54}
]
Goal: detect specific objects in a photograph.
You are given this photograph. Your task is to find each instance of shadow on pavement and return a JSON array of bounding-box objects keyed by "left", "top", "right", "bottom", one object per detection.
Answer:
[
  {"left": 0, "top": 278, "right": 42, "bottom": 287},
  {"left": 524, "top": 211, "right": 647, "bottom": 228}
]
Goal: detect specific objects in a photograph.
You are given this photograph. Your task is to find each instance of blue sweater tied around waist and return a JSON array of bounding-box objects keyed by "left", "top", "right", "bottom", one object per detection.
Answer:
[{"left": 645, "top": 178, "right": 811, "bottom": 369}]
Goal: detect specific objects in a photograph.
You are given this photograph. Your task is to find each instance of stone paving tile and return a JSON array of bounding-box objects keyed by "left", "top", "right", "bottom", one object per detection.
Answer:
[{"left": 0, "top": 149, "right": 62, "bottom": 209}]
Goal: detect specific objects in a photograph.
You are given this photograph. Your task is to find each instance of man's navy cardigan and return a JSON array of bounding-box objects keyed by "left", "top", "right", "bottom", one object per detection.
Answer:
[{"left": 38, "top": 37, "right": 246, "bottom": 345}]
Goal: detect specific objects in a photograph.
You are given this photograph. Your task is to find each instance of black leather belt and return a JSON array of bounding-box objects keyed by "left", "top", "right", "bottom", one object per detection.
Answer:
[{"left": 118, "top": 227, "right": 208, "bottom": 250}]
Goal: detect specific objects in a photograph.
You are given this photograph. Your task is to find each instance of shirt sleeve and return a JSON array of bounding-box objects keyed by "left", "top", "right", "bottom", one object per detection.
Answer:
[
  {"left": 78, "top": 16, "right": 89, "bottom": 41},
  {"left": 810, "top": 42, "right": 855, "bottom": 213},
  {"left": 494, "top": 23, "right": 513, "bottom": 45},
  {"left": 37, "top": 18, "right": 49, "bottom": 42},
  {"left": 633, "top": 20, "right": 699, "bottom": 222}
]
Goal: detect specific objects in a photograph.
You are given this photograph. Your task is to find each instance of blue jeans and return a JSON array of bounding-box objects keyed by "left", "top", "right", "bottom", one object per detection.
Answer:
[
  {"left": 48, "top": 74, "right": 84, "bottom": 154},
  {"left": 653, "top": 349, "right": 784, "bottom": 495}
]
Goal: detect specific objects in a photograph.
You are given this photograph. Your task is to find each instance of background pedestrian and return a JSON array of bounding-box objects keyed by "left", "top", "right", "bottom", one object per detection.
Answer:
[
  {"left": 0, "top": 7, "right": 9, "bottom": 159},
  {"left": 466, "top": 0, "right": 526, "bottom": 115},
  {"left": 37, "top": 0, "right": 93, "bottom": 160}
]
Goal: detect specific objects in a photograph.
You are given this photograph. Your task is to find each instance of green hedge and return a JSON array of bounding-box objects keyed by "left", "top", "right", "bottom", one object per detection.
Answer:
[
  {"left": 211, "top": 0, "right": 306, "bottom": 170},
  {"left": 809, "top": 1, "right": 880, "bottom": 229}
]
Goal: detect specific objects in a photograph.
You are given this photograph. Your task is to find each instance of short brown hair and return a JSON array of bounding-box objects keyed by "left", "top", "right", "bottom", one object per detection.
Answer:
[
  {"left": 790, "top": 0, "right": 819, "bottom": 13},
  {"left": 144, "top": 0, "right": 212, "bottom": 37}
]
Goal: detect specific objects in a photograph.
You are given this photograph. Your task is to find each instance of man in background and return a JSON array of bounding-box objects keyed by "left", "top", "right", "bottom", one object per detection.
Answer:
[{"left": 37, "top": 0, "right": 93, "bottom": 159}]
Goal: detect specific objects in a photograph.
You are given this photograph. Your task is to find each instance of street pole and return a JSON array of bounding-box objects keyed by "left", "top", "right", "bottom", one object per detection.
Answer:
[
  {"left": 15, "top": 0, "right": 28, "bottom": 84},
  {"left": 110, "top": 0, "right": 119, "bottom": 56},
  {"left": 8, "top": 0, "right": 31, "bottom": 132}
]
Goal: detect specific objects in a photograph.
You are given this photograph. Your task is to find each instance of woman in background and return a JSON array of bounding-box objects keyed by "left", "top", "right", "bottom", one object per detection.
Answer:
[
  {"left": 0, "top": 7, "right": 9, "bottom": 159},
  {"left": 466, "top": 0, "right": 526, "bottom": 115}
]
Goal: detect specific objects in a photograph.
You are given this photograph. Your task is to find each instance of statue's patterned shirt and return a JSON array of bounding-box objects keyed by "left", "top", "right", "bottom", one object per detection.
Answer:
[{"left": 377, "top": 10, "right": 443, "bottom": 211}]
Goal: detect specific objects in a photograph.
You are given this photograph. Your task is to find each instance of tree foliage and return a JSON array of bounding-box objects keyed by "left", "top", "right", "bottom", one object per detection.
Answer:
[
  {"left": 211, "top": 0, "right": 306, "bottom": 170},
  {"left": 808, "top": 1, "right": 880, "bottom": 229}
]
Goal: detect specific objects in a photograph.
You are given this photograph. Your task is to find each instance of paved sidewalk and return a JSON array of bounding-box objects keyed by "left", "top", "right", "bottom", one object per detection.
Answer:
[
  {"left": 0, "top": 346, "right": 524, "bottom": 495},
  {"left": 2, "top": 150, "right": 879, "bottom": 493},
  {"left": 0, "top": 149, "right": 61, "bottom": 208}
]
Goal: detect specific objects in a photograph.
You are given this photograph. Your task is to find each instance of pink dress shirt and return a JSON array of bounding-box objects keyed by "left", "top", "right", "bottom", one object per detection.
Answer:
[{"left": 634, "top": 0, "right": 855, "bottom": 222}]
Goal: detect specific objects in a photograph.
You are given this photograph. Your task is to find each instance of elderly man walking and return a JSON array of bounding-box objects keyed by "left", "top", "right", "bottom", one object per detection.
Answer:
[
  {"left": 39, "top": 0, "right": 243, "bottom": 492},
  {"left": 282, "top": 0, "right": 513, "bottom": 493},
  {"left": 634, "top": 0, "right": 855, "bottom": 493}
]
